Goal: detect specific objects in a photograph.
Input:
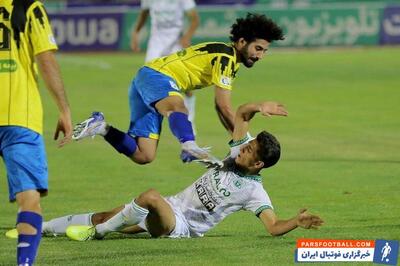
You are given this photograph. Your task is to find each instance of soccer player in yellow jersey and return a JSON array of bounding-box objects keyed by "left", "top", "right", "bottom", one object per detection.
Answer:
[
  {"left": 0, "top": 1, "right": 72, "bottom": 265},
  {"left": 72, "top": 13, "right": 284, "bottom": 166}
]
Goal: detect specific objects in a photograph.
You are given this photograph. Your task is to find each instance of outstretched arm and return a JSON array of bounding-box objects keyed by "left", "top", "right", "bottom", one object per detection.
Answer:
[
  {"left": 259, "top": 208, "right": 324, "bottom": 236},
  {"left": 180, "top": 8, "right": 200, "bottom": 48},
  {"left": 36, "top": 50, "right": 72, "bottom": 147},
  {"left": 131, "top": 9, "right": 150, "bottom": 52},
  {"left": 232, "top": 102, "right": 288, "bottom": 141}
]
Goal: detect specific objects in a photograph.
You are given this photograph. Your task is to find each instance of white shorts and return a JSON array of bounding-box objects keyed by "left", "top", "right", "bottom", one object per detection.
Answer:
[
  {"left": 137, "top": 198, "right": 191, "bottom": 238},
  {"left": 145, "top": 30, "right": 182, "bottom": 62}
]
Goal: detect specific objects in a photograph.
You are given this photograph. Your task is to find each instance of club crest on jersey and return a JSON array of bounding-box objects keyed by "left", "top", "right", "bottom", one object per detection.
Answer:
[
  {"left": 48, "top": 34, "right": 57, "bottom": 45},
  {"left": 220, "top": 76, "right": 231, "bottom": 86}
]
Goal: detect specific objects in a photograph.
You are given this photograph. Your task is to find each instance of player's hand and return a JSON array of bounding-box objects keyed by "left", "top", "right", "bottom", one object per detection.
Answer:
[
  {"left": 180, "top": 35, "right": 191, "bottom": 48},
  {"left": 296, "top": 208, "right": 324, "bottom": 229},
  {"left": 54, "top": 110, "right": 73, "bottom": 147},
  {"left": 131, "top": 34, "right": 141, "bottom": 52},
  {"left": 259, "top": 102, "right": 288, "bottom": 117}
]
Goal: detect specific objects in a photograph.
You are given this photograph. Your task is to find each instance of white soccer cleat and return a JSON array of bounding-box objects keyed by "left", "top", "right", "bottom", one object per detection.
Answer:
[
  {"left": 181, "top": 141, "right": 221, "bottom": 166},
  {"left": 72, "top": 112, "right": 106, "bottom": 140}
]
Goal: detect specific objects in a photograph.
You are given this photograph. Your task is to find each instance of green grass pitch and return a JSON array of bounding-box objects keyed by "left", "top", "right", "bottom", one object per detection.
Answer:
[{"left": 1, "top": 47, "right": 399, "bottom": 265}]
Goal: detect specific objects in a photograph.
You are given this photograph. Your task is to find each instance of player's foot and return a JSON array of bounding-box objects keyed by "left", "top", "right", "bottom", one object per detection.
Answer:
[
  {"left": 72, "top": 112, "right": 107, "bottom": 140},
  {"left": 180, "top": 141, "right": 222, "bottom": 167},
  {"left": 66, "top": 225, "right": 96, "bottom": 241},
  {"left": 5, "top": 228, "right": 18, "bottom": 239}
]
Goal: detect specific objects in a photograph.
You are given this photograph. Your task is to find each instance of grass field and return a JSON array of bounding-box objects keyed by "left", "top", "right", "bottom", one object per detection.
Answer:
[{"left": 1, "top": 47, "right": 400, "bottom": 265}]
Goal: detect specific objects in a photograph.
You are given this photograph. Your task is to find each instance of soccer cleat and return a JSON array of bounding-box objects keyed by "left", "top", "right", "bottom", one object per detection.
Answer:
[
  {"left": 72, "top": 112, "right": 106, "bottom": 140},
  {"left": 180, "top": 150, "right": 198, "bottom": 163},
  {"left": 5, "top": 228, "right": 18, "bottom": 239},
  {"left": 194, "top": 157, "right": 224, "bottom": 168},
  {"left": 180, "top": 142, "right": 222, "bottom": 166},
  {"left": 66, "top": 225, "right": 96, "bottom": 241}
]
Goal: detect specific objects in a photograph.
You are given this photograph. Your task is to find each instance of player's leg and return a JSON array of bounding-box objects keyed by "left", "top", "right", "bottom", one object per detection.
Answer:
[
  {"left": 42, "top": 212, "right": 94, "bottom": 235},
  {"left": 183, "top": 91, "right": 196, "bottom": 134},
  {"left": 155, "top": 95, "right": 211, "bottom": 162},
  {"left": 72, "top": 76, "right": 161, "bottom": 165},
  {"left": 92, "top": 189, "right": 175, "bottom": 237},
  {"left": 91, "top": 206, "right": 146, "bottom": 235},
  {"left": 134, "top": 189, "right": 176, "bottom": 237},
  {"left": 42, "top": 207, "right": 123, "bottom": 236},
  {"left": 66, "top": 189, "right": 175, "bottom": 241},
  {"left": 15, "top": 191, "right": 42, "bottom": 266},
  {"left": 144, "top": 34, "right": 163, "bottom": 62},
  {"left": 1, "top": 127, "right": 49, "bottom": 266}
]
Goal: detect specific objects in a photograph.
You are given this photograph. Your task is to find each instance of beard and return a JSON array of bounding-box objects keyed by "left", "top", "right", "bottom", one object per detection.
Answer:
[{"left": 239, "top": 46, "right": 258, "bottom": 68}]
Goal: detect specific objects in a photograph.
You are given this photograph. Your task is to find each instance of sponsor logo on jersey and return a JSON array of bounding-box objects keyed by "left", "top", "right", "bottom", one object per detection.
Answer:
[
  {"left": 195, "top": 181, "right": 216, "bottom": 212},
  {"left": 213, "top": 169, "right": 231, "bottom": 197},
  {"left": 0, "top": 59, "right": 17, "bottom": 72}
]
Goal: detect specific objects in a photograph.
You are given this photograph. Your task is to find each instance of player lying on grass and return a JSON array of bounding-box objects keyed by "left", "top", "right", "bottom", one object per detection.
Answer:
[
  {"left": 71, "top": 13, "right": 285, "bottom": 166},
  {"left": 7, "top": 101, "right": 323, "bottom": 240}
]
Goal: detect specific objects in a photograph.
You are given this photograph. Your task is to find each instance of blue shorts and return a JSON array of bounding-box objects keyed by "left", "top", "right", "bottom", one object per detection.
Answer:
[
  {"left": 0, "top": 126, "right": 48, "bottom": 202},
  {"left": 128, "top": 67, "right": 183, "bottom": 139}
]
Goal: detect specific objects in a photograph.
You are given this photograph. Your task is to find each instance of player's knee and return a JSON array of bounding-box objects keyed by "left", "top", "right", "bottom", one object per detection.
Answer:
[
  {"left": 155, "top": 96, "right": 187, "bottom": 115},
  {"left": 92, "top": 212, "right": 110, "bottom": 225},
  {"left": 168, "top": 104, "right": 187, "bottom": 114},
  {"left": 132, "top": 151, "right": 156, "bottom": 164},
  {"left": 133, "top": 156, "right": 154, "bottom": 165},
  {"left": 137, "top": 189, "right": 161, "bottom": 207}
]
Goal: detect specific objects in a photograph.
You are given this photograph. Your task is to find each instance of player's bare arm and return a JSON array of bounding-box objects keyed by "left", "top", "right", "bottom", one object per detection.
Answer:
[
  {"left": 181, "top": 9, "right": 200, "bottom": 48},
  {"left": 259, "top": 208, "right": 324, "bottom": 236},
  {"left": 233, "top": 102, "right": 288, "bottom": 141},
  {"left": 36, "top": 51, "right": 72, "bottom": 147},
  {"left": 131, "top": 9, "right": 150, "bottom": 52},
  {"left": 215, "top": 86, "right": 235, "bottom": 135}
]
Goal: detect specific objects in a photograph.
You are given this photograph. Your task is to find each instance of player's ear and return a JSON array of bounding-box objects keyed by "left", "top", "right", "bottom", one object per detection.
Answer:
[
  {"left": 254, "top": 160, "right": 264, "bottom": 169},
  {"left": 237, "top": 38, "right": 247, "bottom": 49}
]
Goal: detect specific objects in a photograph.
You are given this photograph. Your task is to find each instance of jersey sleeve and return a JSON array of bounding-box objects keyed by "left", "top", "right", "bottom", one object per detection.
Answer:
[
  {"left": 228, "top": 133, "right": 254, "bottom": 158},
  {"left": 27, "top": 2, "right": 58, "bottom": 55},
  {"left": 243, "top": 185, "right": 273, "bottom": 216},
  {"left": 183, "top": 0, "right": 196, "bottom": 11},
  {"left": 211, "top": 55, "right": 237, "bottom": 90}
]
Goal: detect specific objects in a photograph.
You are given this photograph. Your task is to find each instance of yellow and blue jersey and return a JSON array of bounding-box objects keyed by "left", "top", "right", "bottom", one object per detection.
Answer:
[
  {"left": 146, "top": 42, "right": 240, "bottom": 92},
  {"left": 0, "top": 0, "right": 58, "bottom": 134}
]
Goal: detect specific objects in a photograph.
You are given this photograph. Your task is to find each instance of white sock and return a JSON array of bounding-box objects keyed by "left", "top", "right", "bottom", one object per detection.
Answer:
[
  {"left": 95, "top": 201, "right": 148, "bottom": 237},
  {"left": 184, "top": 95, "right": 196, "bottom": 134},
  {"left": 42, "top": 213, "right": 93, "bottom": 235}
]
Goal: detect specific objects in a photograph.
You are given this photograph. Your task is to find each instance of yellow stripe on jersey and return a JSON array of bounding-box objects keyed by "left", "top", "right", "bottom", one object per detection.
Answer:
[
  {"left": 0, "top": 0, "right": 58, "bottom": 134},
  {"left": 146, "top": 42, "right": 240, "bottom": 92}
]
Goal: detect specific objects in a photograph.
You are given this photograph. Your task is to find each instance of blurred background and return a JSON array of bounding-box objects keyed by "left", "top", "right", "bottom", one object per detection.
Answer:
[{"left": 43, "top": 0, "right": 400, "bottom": 52}]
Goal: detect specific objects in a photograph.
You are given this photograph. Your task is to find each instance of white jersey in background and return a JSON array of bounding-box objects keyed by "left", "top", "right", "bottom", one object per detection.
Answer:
[
  {"left": 165, "top": 136, "right": 273, "bottom": 237},
  {"left": 141, "top": 0, "right": 196, "bottom": 61}
]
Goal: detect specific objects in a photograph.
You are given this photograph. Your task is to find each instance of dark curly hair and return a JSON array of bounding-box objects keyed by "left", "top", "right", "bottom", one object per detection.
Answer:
[
  {"left": 230, "top": 13, "right": 284, "bottom": 43},
  {"left": 256, "top": 131, "right": 281, "bottom": 169}
]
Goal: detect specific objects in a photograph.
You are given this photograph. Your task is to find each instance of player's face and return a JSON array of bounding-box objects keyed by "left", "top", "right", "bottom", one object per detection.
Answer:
[
  {"left": 238, "top": 38, "right": 270, "bottom": 68},
  {"left": 235, "top": 140, "right": 263, "bottom": 170}
]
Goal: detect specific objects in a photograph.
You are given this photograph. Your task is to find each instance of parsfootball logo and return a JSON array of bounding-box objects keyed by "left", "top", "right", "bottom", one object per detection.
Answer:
[{"left": 0, "top": 59, "right": 17, "bottom": 72}]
